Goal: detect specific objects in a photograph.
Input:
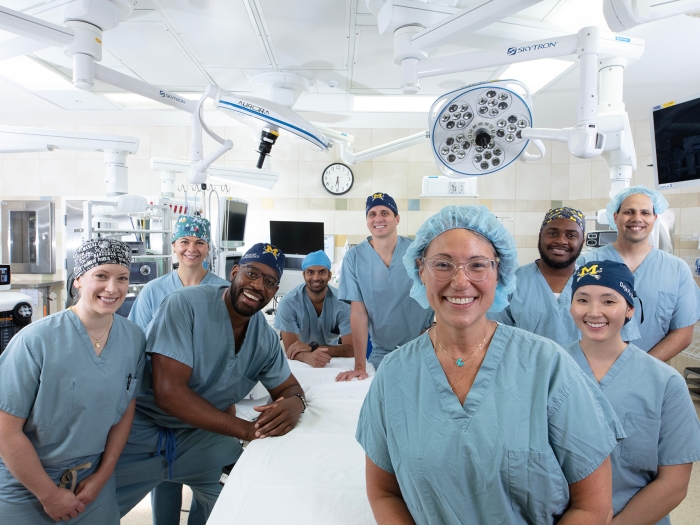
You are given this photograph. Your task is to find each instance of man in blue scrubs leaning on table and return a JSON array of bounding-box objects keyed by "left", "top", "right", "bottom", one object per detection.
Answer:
[
  {"left": 275, "top": 250, "right": 354, "bottom": 368},
  {"left": 578, "top": 186, "right": 700, "bottom": 361},
  {"left": 115, "top": 243, "right": 306, "bottom": 521},
  {"left": 336, "top": 192, "right": 434, "bottom": 381}
]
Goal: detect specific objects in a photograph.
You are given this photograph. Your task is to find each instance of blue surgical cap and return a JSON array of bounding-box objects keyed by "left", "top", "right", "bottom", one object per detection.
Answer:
[
  {"left": 402, "top": 206, "right": 518, "bottom": 312},
  {"left": 172, "top": 214, "right": 211, "bottom": 244},
  {"left": 239, "top": 243, "right": 285, "bottom": 279},
  {"left": 302, "top": 250, "right": 331, "bottom": 270},
  {"left": 606, "top": 185, "right": 669, "bottom": 231}
]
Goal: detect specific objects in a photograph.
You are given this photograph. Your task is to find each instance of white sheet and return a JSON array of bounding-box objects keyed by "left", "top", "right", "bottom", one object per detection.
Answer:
[{"left": 208, "top": 358, "right": 377, "bottom": 525}]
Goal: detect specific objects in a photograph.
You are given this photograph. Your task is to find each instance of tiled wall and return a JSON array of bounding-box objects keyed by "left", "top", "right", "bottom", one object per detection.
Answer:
[{"left": 2, "top": 120, "right": 700, "bottom": 276}]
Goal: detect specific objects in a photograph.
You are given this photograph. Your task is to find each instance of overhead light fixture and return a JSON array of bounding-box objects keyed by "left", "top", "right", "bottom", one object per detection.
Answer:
[
  {"left": 101, "top": 93, "right": 173, "bottom": 110},
  {"left": 353, "top": 95, "right": 435, "bottom": 112},
  {"left": 500, "top": 58, "right": 574, "bottom": 94},
  {"left": 0, "top": 56, "right": 75, "bottom": 90}
]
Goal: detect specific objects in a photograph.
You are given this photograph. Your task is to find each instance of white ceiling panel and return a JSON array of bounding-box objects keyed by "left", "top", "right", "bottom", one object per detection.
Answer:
[
  {"left": 157, "top": 0, "right": 271, "bottom": 68},
  {"left": 103, "top": 22, "right": 209, "bottom": 86},
  {"left": 352, "top": 28, "right": 402, "bottom": 91},
  {"left": 32, "top": 89, "right": 120, "bottom": 110},
  {"left": 205, "top": 68, "right": 252, "bottom": 92},
  {"left": 261, "top": 0, "right": 348, "bottom": 70}
]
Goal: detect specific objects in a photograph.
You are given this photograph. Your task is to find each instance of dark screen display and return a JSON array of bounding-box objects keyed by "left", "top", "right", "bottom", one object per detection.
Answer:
[
  {"left": 222, "top": 200, "right": 247, "bottom": 242},
  {"left": 653, "top": 97, "right": 700, "bottom": 185},
  {"left": 599, "top": 232, "right": 617, "bottom": 245},
  {"left": 270, "top": 221, "right": 324, "bottom": 256},
  {"left": 0, "top": 266, "right": 9, "bottom": 284}
]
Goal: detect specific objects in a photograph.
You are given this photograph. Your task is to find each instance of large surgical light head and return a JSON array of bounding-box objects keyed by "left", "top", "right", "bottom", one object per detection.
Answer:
[
  {"left": 215, "top": 91, "right": 331, "bottom": 167},
  {"left": 429, "top": 80, "right": 533, "bottom": 177}
]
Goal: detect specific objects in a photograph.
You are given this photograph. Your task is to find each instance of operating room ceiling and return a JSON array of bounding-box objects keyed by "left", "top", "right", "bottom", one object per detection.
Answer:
[{"left": 0, "top": 0, "right": 699, "bottom": 128}]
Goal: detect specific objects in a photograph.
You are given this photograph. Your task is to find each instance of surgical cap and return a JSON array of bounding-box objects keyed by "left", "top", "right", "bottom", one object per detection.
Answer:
[
  {"left": 366, "top": 192, "right": 398, "bottom": 216},
  {"left": 302, "top": 250, "right": 331, "bottom": 270},
  {"left": 572, "top": 260, "right": 636, "bottom": 309},
  {"left": 239, "top": 243, "right": 285, "bottom": 279},
  {"left": 74, "top": 238, "right": 131, "bottom": 278},
  {"left": 606, "top": 185, "right": 669, "bottom": 231},
  {"left": 540, "top": 207, "right": 585, "bottom": 233},
  {"left": 402, "top": 206, "right": 518, "bottom": 312},
  {"left": 172, "top": 214, "right": 211, "bottom": 244}
]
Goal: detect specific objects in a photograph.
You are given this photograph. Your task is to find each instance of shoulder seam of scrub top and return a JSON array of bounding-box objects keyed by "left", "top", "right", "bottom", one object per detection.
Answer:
[{"left": 546, "top": 374, "right": 578, "bottom": 420}]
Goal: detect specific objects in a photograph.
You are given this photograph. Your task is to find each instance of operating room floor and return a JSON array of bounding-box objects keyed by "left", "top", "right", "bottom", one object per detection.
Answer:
[{"left": 120, "top": 401, "right": 700, "bottom": 524}]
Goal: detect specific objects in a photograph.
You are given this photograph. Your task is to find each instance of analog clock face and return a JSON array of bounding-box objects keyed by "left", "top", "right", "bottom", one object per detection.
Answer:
[{"left": 322, "top": 163, "right": 354, "bottom": 196}]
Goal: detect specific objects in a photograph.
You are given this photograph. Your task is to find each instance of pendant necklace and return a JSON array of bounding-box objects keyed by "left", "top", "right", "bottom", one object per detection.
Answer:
[
  {"left": 434, "top": 325, "right": 488, "bottom": 367},
  {"left": 70, "top": 306, "right": 113, "bottom": 350}
]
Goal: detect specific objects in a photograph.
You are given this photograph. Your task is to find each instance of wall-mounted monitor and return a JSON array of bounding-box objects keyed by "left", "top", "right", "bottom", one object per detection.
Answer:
[
  {"left": 270, "top": 221, "right": 324, "bottom": 256},
  {"left": 651, "top": 91, "right": 700, "bottom": 190},
  {"left": 220, "top": 198, "right": 248, "bottom": 249}
]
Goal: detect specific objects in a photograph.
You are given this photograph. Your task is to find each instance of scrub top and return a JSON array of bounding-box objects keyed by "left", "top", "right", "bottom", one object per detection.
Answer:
[
  {"left": 357, "top": 325, "right": 623, "bottom": 525},
  {"left": 0, "top": 310, "right": 145, "bottom": 467},
  {"left": 563, "top": 341, "right": 700, "bottom": 524},
  {"left": 136, "top": 284, "right": 291, "bottom": 429},
  {"left": 578, "top": 245, "right": 700, "bottom": 351},
  {"left": 128, "top": 270, "right": 229, "bottom": 333},
  {"left": 274, "top": 283, "right": 351, "bottom": 346},
  {"left": 339, "top": 236, "right": 434, "bottom": 363},
  {"left": 488, "top": 261, "right": 581, "bottom": 346}
]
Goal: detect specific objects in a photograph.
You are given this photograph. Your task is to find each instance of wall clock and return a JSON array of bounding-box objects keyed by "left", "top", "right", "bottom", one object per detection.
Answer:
[{"left": 322, "top": 163, "right": 354, "bottom": 196}]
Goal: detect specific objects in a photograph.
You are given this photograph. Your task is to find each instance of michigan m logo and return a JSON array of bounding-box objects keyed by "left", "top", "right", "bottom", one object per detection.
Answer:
[
  {"left": 576, "top": 264, "right": 602, "bottom": 282},
  {"left": 264, "top": 244, "right": 280, "bottom": 258},
  {"left": 372, "top": 193, "right": 384, "bottom": 200}
]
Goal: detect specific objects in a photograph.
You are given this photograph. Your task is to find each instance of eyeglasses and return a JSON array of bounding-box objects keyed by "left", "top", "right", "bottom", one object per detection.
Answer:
[
  {"left": 240, "top": 265, "right": 279, "bottom": 290},
  {"left": 421, "top": 257, "right": 499, "bottom": 282}
]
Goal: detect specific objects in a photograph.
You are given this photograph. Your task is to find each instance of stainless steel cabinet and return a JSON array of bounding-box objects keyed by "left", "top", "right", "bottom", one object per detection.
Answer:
[{"left": 0, "top": 200, "right": 55, "bottom": 274}]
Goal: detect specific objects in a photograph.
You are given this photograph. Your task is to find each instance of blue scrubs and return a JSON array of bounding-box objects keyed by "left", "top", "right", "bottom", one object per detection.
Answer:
[
  {"left": 563, "top": 341, "right": 700, "bottom": 524},
  {"left": 0, "top": 310, "right": 145, "bottom": 524},
  {"left": 116, "top": 284, "right": 292, "bottom": 520},
  {"left": 274, "top": 283, "right": 351, "bottom": 345},
  {"left": 129, "top": 271, "right": 227, "bottom": 525},
  {"left": 488, "top": 262, "right": 581, "bottom": 345},
  {"left": 578, "top": 246, "right": 700, "bottom": 351},
  {"left": 129, "top": 271, "right": 229, "bottom": 333},
  {"left": 339, "top": 236, "right": 434, "bottom": 367},
  {"left": 357, "top": 325, "right": 623, "bottom": 525}
]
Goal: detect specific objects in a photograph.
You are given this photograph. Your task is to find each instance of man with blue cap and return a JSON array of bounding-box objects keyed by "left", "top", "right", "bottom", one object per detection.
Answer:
[
  {"left": 337, "top": 192, "right": 434, "bottom": 380},
  {"left": 490, "top": 206, "right": 588, "bottom": 345},
  {"left": 116, "top": 243, "right": 306, "bottom": 521},
  {"left": 275, "top": 250, "right": 353, "bottom": 368},
  {"left": 578, "top": 186, "right": 700, "bottom": 360}
]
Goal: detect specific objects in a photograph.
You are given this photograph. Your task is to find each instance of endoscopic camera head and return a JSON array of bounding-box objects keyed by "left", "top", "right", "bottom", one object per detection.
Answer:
[{"left": 256, "top": 128, "right": 280, "bottom": 169}]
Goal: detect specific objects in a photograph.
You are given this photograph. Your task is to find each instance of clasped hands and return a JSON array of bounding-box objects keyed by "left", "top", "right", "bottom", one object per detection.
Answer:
[{"left": 227, "top": 395, "right": 305, "bottom": 442}]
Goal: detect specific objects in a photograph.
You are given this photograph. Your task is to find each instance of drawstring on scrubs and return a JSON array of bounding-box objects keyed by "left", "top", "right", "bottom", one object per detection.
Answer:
[
  {"left": 58, "top": 462, "right": 92, "bottom": 492},
  {"left": 156, "top": 427, "right": 177, "bottom": 480}
]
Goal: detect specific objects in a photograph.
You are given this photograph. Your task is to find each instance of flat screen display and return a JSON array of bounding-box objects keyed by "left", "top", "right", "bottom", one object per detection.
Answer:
[
  {"left": 652, "top": 94, "right": 700, "bottom": 190},
  {"left": 222, "top": 200, "right": 247, "bottom": 243},
  {"left": 0, "top": 265, "right": 9, "bottom": 285},
  {"left": 270, "top": 221, "right": 324, "bottom": 256}
]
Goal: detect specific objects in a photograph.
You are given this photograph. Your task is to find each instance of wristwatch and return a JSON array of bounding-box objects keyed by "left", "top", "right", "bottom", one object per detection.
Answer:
[{"left": 309, "top": 341, "right": 320, "bottom": 352}]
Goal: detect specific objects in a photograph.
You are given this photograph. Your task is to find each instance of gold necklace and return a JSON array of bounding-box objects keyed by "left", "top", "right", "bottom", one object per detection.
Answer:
[
  {"left": 433, "top": 322, "right": 494, "bottom": 388},
  {"left": 70, "top": 306, "right": 113, "bottom": 350},
  {"left": 435, "top": 326, "right": 488, "bottom": 367}
]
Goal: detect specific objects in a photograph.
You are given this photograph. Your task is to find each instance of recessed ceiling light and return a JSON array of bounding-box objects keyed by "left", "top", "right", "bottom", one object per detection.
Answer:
[
  {"left": 0, "top": 56, "right": 75, "bottom": 91},
  {"left": 353, "top": 95, "right": 434, "bottom": 112}
]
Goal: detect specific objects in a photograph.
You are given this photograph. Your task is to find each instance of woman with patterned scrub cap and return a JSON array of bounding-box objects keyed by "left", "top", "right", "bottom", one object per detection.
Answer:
[
  {"left": 565, "top": 260, "right": 700, "bottom": 525},
  {"left": 0, "top": 238, "right": 145, "bottom": 524},
  {"left": 128, "top": 214, "right": 229, "bottom": 525},
  {"left": 356, "top": 206, "right": 625, "bottom": 525}
]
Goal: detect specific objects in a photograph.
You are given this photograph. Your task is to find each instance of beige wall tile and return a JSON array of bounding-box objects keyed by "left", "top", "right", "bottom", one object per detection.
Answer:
[
  {"left": 334, "top": 210, "right": 368, "bottom": 235},
  {"left": 569, "top": 163, "right": 592, "bottom": 200},
  {"left": 551, "top": 165, "right": 569, "bottom": 200},
  {"left": 4, "top": 151, "right": 40, "bottom": 160},
  {"left": 127, "top": 159, "right": 152, "bottom": 196},
  {"left": 76, "top": 126, "right": 114, "bottom": 159},
  {"left": 273, "top": 198, "right": 298, "bottom": 210},
  {"left": 526, "top": 235, "right": 539, "bottom": 248},
  {"left": 40, "top": 159, "right": 76, "bottom": 196},
  {"left": 343, "top": 162, "right": 372, "bottom": 199},
  {"left": 591, "top": 160, "right": 610, "bottom": 199},
  {"left": 3, "top": 159, "right": 40, "bottom": 196},
  {"left": 516, "top": 247, "right": 539, "bottom": 265},
  {"left": 298, "top": 210, "right": 336, "bottom": 232},
  {"left": 515, "top": 163, "right": 551, "bottom": 200},
  {"left": 308, "top": 198, "right": 335, "bottom": 210},
  {"left": 261, "top": 198, "right": 274, "bottom": 210},
  {"left": 371, "top": 162, "right": 408, "bottom": 198},
  {"left": 224, "top": 127, "right": 259, "bottom": 162},
  {"left": 680, "top": 207, "right": 700, "bottom": 236},
  {"left": 299, "top": 142, "right": 336, "bottom": 163},
  {"left": 150, "top": 127, "right": 188, "bottom": 161},
  {"left": 407, "top": 132, "right": 434, "bottom": 163},
  {"left": 479, "top": 164, "right": 515, "bottom": 199},
  {"left": 551, "top": 141, "right": 570, "bottom": 165},
  {"left": 406, "top": 210, "right": 434, "bottom": 236},
  {"left": 268, "top": 160, "right": 299, "bottom": 199},
  {"left": 633, "top": 156, "right": 655, "bottom": 188},
  {"left": 299, "top": 161, "right": 339, "bottom": 199},
  {"left": 514, "top": 235, "right": 527, "bottom": 248},
  {"left": 371, "top": 129, "right": 410, "bottom": 162},
  {"left": 527, "top": 200, "right": 551, "bottom": 213},
  {"left": 346, "top": 198, "right": 365, "bottom": 211},
  {"left": 408, "top": 162, "right": 442, "bottom": 198},
  {"left": 298, "top": 198, "right": 310, "bottom": 210},
  {"left": 76, "top": 160, "right": 107, "bottom": 196},
  {"left": 633, "top": 119, "right": 652, "bottom": 157},
  {"left": 514, "top": 211, "right": 545, "bottom": 236},
  {"left": 113, "top": 126, "right": 151, "bottom": 160},
  {"left": 492, "top": 199, "right": 515, "bottom": 211}
]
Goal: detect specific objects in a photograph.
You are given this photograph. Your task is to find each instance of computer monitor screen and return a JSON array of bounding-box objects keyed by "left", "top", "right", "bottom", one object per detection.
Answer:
[
  {"left": 651, "top": 92, "right": 700, "bottom": 190},
  {"left": 0, "top": 265, "right": 9, "bottom": 285},
  {"left": 221, "top": 199, "right": 247, "bottom": 248},
  {"left": 270, "top": 221, "right": 324, "bottom": 256}
]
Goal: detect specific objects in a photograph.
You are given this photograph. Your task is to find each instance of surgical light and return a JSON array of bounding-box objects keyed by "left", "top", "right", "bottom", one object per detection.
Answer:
[
  {"left": 500, "top": 58, "right": 574, "bottom": 94},
  {"left": 429, "top": 80, "right": 533, "bottom": 177}
]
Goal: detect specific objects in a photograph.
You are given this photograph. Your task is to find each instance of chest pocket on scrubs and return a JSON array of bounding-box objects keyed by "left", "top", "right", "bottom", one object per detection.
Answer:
[
  {"left": 620, "top": 413, "right": 661, "bottom": 472},
  {"left": 31, "top": 380, "right": 75, "bottom": 446},
  {"left": 115, "top": 375, "right": 140, "bottom": 423},
  {"left": 508, "top": 449, "right": 569, "bottom": 518},
  {"left": 655, "top": 292, "right": 677, "bottom": 332}
]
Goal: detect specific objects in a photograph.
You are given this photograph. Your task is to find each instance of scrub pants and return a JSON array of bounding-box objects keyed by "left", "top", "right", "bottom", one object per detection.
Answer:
[
  {"left": 0, "top": 457, "right": 119, "bottom": 525},
  {"left": 151, "top": 482, "right": 205, "bottom": 525},
  {"left": 116, "top": 414, "right": 243, "bottom": 521}
]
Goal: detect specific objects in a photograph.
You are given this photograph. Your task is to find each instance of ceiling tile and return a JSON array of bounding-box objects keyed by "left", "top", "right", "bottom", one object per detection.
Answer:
[
  {"left": 31, "top": 89, "right": 120, "bottom": 110},
  {"left": 204, "top": 68, "right": 251, "bottom": 92},
  {"left": 352, "top": 28, "right": 401, "bottom": 90}
]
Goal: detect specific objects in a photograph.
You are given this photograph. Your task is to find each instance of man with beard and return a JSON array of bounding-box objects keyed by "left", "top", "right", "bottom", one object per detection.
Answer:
[
  {"left": 275, "top": 250, "right": 353, "bottom": 368},
  {"left": 115, "top": 243, "right": 306, "bottom": 521},
  {"left": 489, "top": 207, "right": 588, "bottom": 346},
  {"left": 578, "top": 186, "right": 700, "bottom": 360}
]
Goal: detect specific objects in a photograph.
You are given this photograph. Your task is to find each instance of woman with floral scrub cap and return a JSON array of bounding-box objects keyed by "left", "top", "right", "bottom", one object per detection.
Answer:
[
  {"left": 564, "top": 260, "right": 700, "bottom": 525},
  {"left": 356, "top": 206, "right": 625, "bottom": 525},
  {"left": 128, "top": 214, "right": 229, "bottom": 525},
  {"left": 0, "top": 239, "right": 145, "bottom": 524}
]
